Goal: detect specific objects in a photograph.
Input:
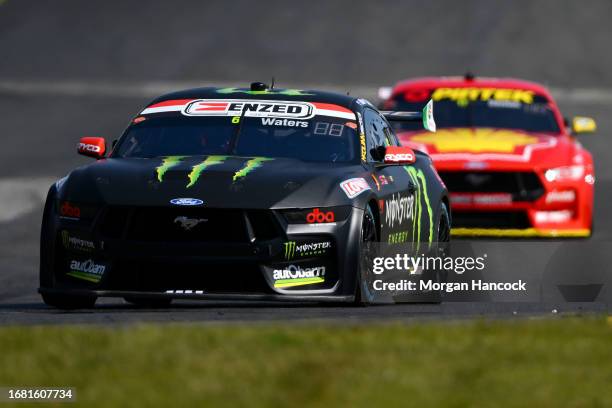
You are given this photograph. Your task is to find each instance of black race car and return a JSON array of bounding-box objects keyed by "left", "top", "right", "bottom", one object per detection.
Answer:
[{"left": 39, "top": 82, "right": 449, "bottom": 308}]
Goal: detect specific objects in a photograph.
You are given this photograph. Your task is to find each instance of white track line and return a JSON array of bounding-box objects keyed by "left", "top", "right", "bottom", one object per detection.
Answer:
[
  {"left": 0, "top": 79, "right": 611, "bottom": 103},
  {"left": 0, "top": 177, "right": 55, "bottom": 223}
]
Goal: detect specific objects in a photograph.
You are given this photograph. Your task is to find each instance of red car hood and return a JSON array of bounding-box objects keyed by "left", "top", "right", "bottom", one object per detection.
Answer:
[{"left": 398, "top": 127, "right": 580, "bottom": 171}]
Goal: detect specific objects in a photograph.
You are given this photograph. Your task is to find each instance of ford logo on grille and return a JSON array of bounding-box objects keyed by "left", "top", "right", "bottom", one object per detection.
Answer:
[{"left": 170, "top": 198, "right": 204, "bottom": 206}]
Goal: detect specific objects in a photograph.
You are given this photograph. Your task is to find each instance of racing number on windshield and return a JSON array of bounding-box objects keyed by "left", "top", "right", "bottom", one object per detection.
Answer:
[{"left": 314, "top": 122, "right": 344, "bottom": 136}]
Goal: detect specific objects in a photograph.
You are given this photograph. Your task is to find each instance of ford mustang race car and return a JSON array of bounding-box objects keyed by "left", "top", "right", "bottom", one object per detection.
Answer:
[
  {"left": 382, "top": 75, "right": 596, "bottom": 238},
  {"left": 39, "top": 83, "right": 449, "bottom": 308}
]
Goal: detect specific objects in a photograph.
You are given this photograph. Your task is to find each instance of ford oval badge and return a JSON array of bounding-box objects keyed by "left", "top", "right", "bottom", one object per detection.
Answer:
[{"left": 170, "top": 198, "right": 204, "bottom": 206}]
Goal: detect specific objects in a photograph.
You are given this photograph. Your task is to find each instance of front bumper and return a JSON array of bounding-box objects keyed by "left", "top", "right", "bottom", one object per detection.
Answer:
[
  {"left": 451, "top": 227, "right": 591, "bottom": 238},
  {"left": 438, "top": 168, "right": 594, "bottom": 238},
  {"left": 39, "top": 287, "right": 354, "bottom": 303},
  {"left": 43, "top": 205, "right": 364, "bottom": 300}
]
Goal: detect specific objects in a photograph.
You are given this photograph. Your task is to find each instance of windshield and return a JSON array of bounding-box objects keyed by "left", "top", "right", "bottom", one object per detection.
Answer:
[
  {"left": 114, "top": 110, "right": 359, "bottom": 163},
  {"left": 389, "top": 88, "right": 561, "bottom": 134}
]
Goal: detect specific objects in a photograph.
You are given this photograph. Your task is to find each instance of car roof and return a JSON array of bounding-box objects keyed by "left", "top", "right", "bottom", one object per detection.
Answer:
[
  {"left": 147, "top": 86, "right": 359, "bottom": 109},
  {"left": 390, "top": 76, "right": 554, "bottom": 100}
]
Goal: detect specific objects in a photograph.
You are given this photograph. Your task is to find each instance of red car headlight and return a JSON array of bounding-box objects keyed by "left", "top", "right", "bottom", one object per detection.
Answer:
[{"left": 544, "top": 165, "right": 585, "bottom": 182}]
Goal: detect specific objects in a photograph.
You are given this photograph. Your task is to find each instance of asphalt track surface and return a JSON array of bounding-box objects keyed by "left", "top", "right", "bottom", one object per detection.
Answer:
[{"left": 1, "top": 0, "right": 611, "bottom": 324}]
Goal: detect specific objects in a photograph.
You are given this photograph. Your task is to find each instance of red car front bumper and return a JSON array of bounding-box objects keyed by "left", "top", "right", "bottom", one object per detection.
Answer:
[{"left": 438, "top": 166, "right": 594, "bottom": 238}]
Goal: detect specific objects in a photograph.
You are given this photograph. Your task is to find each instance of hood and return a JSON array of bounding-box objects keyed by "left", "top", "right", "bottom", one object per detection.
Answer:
[
  {"left": 399, "top": 128, "right": 580, "bottom": 170},
  {"left": 61, "top": 156, "right": 364, "bottom": 209}
]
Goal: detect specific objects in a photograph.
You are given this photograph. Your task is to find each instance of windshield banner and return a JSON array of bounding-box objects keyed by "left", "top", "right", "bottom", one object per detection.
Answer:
[{"left": 140, "top": 99, "right": 356, "bottom": 120}]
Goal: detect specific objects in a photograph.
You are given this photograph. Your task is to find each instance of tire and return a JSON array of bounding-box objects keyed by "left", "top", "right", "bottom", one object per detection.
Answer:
[
  {"left": 124, "top": 297, "right": 173, "bottom": 308},
  {"left": 435, "top": 201, "right": 451, "bottom": 280},
  {"left": 39, "top": 188, "right": 57, "bottom": 289},
  {"left": 354, "top": 205, "right": 378, "bottom": 305},
  {"left": 42, "top": 293, "right": 96, "bottom": 309},
  {"left": 423, "top": 201, "right": 451, "bottom": 303},
  {"left": 417, "top": 202, "right": 450, "bottom": 303},
  {"left": 39, "top": 188, "right": 97, "bottom": 310}
]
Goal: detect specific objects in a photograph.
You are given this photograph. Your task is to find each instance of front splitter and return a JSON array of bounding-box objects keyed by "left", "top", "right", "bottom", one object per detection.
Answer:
[
  {"left": 451, "top": 227, "right": 591, "bottom": 238},
  {"left": 39, "top": 287, "right": 354, "bottom": 303}
]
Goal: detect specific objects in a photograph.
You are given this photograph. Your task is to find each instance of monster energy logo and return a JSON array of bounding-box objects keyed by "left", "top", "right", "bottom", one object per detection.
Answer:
[
  {"left": 186, "top": 156, "right": 228, "bottom": 188},
  {"left": 385, "top": 193, "right": 415, "bottom": 228},
  {"left": 283, "top": 241, "right": 331, "bottom": 260},
  {"left": 156, "top": 156, "right": 186, "bottom": 182},
  {"left": 61, "top": 230, "right": 95, "bottom": 251},
  {"left": 155, "top": 156, "right": 273, "bottom": 187},
  {"left": 404, "top": 166, "right": 434, "bottom": 251},
  {"left": 233, "top": 157, "right": 272, "bottom": 182},
  {"left": 216, "top": 87, "right": 314, "bottom": 96},
  {"left": 284, "top": 241, "right": 297, "bottom": 260},
  {"left": 62, "top": 230, "right": 70, "bottom": 248}
]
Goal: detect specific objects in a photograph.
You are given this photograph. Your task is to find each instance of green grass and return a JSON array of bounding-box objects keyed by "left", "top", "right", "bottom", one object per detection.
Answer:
[{"left": 0, "top": 317, "right": 611, "bottom": 407}]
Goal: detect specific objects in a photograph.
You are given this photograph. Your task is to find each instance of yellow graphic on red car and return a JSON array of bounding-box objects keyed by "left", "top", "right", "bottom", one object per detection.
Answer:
[
  {"left": 431, "top": 88, "right": 535, "bottom": 104},
  {"left": 410, "top": 128, "right": 538, "bottom": 154},
  {"left": 388, "top": 76, "right": 595, "bottom": 238}
]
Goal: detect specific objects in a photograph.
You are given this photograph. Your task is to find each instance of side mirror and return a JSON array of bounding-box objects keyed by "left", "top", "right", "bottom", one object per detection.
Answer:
[
  {"left": 369, "top": 146, "right": 386, "bottom": 162},
  {"left": 572, "top": 116, "right": 597, "bottom": 134},
  {"left": 78, "top": 137, "right": 106, "bottom": 159},
  {"left": 383, "top": 146, "right": 416, "bottom": 165}
]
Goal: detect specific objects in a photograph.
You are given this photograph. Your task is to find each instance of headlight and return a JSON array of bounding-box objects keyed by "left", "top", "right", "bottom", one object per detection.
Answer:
[
  {"left": 544, "top": 165, "right": 584, "bottom": 182},
  {"left": 55, "top": 176, "right": 68, "bottom": 192},
  {"left": 281, "top": 206, "right": 352, "bottom": 224}
]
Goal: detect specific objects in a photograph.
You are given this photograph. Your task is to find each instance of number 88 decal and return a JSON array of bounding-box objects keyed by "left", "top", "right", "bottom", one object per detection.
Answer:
[{"left": 314, "top": 122, "right": 344, "bottom": 136}]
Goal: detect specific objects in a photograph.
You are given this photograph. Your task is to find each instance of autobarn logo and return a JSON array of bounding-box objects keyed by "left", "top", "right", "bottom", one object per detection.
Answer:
[
  {"left": 69, "top": 259, "right": 106, "bottom": 276},
  {"left": 182, "top": 99, "right": 315, "bottom": 119},
  {"left": 284, "top": 241, "right": 332, "bottom": 260},
  {"left": 385, "top": 193, "right": 415, "bottom": 227},
  {"left": 273, "top": 265, "right": 326, "bottom": 280}
]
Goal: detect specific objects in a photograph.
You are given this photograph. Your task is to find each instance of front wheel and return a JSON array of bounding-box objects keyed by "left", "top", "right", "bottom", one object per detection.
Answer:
[
  {"left": 423, "top": 201, "right": 451, "bottom": 303},
  {"left": 354, "top": 205, "right": 378, "bottom": 305}
]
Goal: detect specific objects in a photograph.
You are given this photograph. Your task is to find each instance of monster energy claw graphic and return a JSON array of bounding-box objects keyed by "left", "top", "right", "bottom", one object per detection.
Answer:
[
  {"left": 216, "top": 87, "right": 314, "bottom": 96},
  {"left": 156, "top": 156, "right": 185, "bottom": 182},
  {"left": 416, "top": 169, "right": 434, "bottom": 243},
  {"left": 284, "top": 241, "right": 296, "bottom": 260},
  {"left": 186, "top": 156, "right": 228, "bottom": 188},
  {"left": 405, "top": 166, "right": 434, "bottom": 250},
  {"left": 406, "top": 168, "right": 422, "bottom": 250},
  {"left": 233, "top": 157, "right": 273, "bottom": 182},
  {"left": 156, "top": 156, "right": 272, "bottom": 186},
  {"left": 61, "top": 230, "right": 70, "bottom": 248}
]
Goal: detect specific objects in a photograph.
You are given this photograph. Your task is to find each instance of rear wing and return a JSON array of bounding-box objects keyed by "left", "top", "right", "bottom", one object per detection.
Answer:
[{"left": 380, "top": 99, "right": 436, "bottom": 132}]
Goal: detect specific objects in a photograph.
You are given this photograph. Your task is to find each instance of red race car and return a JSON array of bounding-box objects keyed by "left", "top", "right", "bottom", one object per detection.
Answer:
[{"left": 382, "top": 75, "right": 596, "bottom": 238}]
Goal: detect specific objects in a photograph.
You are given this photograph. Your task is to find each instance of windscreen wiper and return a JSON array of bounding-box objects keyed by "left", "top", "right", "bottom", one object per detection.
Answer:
[{"left": 229, "top": 104, "right": 249, "bottom": 155}]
